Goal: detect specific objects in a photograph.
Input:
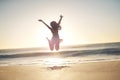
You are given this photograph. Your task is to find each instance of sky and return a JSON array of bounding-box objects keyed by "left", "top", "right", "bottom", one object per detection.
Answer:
[{"left": 0, "top": 0, "right": 120, "bottom": 49}]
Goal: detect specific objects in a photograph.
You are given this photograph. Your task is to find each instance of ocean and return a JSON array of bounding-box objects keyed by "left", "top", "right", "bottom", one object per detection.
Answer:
[{"left": 0, "top": 42, "right": 120, "bottom": 66}]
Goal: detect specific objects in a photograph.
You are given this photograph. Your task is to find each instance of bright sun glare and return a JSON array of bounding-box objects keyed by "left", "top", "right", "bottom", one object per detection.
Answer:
[{"left": 44, "top": 57, "right": 64, "bottom": 66}]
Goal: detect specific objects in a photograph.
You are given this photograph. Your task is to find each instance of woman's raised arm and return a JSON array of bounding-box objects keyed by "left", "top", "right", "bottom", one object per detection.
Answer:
[
  {"left": 58, "top": 15, "right": 63, "bottom": 25},
  {"left": 38, "top": 19, "right": 52, "bottom": 30}
]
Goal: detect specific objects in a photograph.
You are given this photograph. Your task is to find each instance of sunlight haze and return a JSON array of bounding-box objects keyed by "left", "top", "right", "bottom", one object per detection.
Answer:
[{"left": 0, "top": 0, "right": 120, "bottom": 49}]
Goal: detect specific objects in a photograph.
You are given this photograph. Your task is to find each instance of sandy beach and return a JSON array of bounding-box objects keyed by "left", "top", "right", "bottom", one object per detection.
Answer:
[{"left": 0, "top": 60, "right": 120, "bottom": 80}]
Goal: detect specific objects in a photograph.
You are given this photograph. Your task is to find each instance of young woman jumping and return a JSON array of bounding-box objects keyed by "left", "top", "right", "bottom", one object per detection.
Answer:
[{"left": 38, "top": 15, "right": 63, "bottom": 51}]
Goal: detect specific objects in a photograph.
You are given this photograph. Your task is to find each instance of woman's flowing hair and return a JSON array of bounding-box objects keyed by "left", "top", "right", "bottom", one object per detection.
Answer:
[{"left": 50, "top": 21, "right": 61, "bottom": 30}]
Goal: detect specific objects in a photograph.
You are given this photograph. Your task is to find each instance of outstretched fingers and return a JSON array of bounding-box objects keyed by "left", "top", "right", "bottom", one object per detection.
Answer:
[
  {"left": 60, "top": 15, "right": 63, "bottom": 18},
  {"left": 38, "top": 19, "right": 43, "bottom": 22}
]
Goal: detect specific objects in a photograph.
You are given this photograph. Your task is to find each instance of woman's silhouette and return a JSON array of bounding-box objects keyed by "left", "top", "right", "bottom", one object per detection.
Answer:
[{"left": 38, "top": 15, "right": 63, "bottom": 51}]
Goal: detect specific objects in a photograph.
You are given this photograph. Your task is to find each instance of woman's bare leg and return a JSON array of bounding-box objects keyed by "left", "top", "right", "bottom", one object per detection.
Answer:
[
  {"left": 46, "top": 38, "right": 54, "bottom": 51},
  {"left": 55, "top": 39, "right": 59, "bottom": 51}
]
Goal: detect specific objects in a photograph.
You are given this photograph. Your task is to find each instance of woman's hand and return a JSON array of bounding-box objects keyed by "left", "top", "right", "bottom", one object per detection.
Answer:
[
  {"left": 60, "top": 15, "right": 63, "bottom": 18},
  {"left": 38, "top": 19, "right": 43, "bottom": 22}
]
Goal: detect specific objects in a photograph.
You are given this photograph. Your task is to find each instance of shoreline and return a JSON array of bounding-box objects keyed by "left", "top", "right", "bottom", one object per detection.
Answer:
[{"left": 0, "top": 58, "right": 120, "bottom": 66}]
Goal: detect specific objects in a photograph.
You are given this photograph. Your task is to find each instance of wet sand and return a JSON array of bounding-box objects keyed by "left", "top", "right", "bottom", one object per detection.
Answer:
[{"left": 0, "top": 61, "right": 120, "bottom": 80}]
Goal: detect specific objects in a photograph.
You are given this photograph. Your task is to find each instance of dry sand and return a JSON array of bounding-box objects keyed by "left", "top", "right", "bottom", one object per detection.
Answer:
[{"left": 0, "top": 61, "right": 120, "bottom": 80}]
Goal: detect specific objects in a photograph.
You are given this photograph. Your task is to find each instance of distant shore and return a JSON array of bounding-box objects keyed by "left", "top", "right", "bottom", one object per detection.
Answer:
[{"left": 0, "top": 60, "right": 120, "bottom": 80}]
